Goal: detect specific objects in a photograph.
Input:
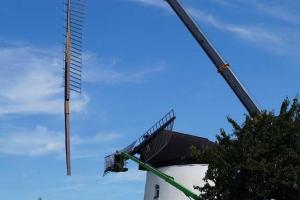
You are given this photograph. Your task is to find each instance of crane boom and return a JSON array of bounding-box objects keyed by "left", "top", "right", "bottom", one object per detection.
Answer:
[{"left": 165, "top": 0, "right": 261, "bottom": 117}]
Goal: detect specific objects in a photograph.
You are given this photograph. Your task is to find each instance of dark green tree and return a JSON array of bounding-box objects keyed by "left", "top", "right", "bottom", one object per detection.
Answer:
[{"left": 192, "top": 98, "right": 300, "bottom": 200}]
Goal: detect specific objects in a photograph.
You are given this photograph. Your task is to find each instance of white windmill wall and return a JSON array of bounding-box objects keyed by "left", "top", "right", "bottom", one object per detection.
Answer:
[{"left": 144, "top": 164, "right": 208, "bottom": 200}]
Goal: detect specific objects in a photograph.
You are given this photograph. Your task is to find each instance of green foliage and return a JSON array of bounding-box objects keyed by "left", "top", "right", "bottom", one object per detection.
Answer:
[{"left": 192, "top": 98, "right": 300, "bottom": 200}]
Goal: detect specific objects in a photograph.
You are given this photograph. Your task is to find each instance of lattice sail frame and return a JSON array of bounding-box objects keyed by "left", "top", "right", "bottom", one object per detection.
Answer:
[
  {"left": 64, "top": 0, "right": 85, "bottom": 93},
  {"left": 64, "top": 0, "right": 85, "bottom": 176},
  {"left": 103, "top": 110, "right": 176, "bottom": 176}
]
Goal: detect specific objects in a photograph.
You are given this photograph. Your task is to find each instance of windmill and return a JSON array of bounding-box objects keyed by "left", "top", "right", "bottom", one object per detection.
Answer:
[
  {"left": 103, "top": 0, "right": 262, "bottom": 199},
  {"left": 63, "top": 0, "right": 85, "bottom": 176},
  {"left": 104, "top": 110, "right": 214, "bottom": 200}
]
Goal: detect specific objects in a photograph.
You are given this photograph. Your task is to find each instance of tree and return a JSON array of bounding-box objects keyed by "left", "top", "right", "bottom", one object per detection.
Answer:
[{"left": 192, "top": 98, "right": 300, "bottom": 200}]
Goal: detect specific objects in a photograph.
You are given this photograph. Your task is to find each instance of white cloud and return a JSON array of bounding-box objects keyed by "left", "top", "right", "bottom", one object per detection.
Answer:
[
  {"left": 131, "top": 0, "right": 281, "bottom": 45},
  {"left": 208, "top": 0, "right": 236, "bottom": 7},
  {"left": 83, "top": 52, "right": 166, "bottom": 84},
  {"left": 187, "top": 8, "right": 282, "bottom": 46},
  {"left": 0, "top": 126, "right": 64, "bottom": 156},
  {"left": 0, "top": 44, "right": 88, "bottom": 115},
  {"left": 0, "top": 42, "right": 166, "bottom": 116},
  {"left": 253, "top": 2, "right": 300, "bottom": 25},
  {"left": 130, "top": 0, "right": 300, "bottom": 55},
  {"left": 0, "top": 125, "right": 122, "bottom": 157},
  {"left": 128, "top": 0, "right": 168, "bottom": 9},
  {"left": 207, "top": 0, "right": 300, "bottom": 25}
]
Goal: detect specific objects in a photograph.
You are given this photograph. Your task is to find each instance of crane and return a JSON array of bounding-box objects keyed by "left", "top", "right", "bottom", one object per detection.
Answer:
[
  {"left": 105, "top": 0, "right": 261, "bottom": 199},
  {"left": 165, "top": 0, "right": 261, "bottom": 118}
]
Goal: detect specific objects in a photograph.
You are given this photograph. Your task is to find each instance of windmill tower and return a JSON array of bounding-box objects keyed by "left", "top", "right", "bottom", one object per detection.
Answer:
[
  {"left": 104, "top": 110, "right": 214, "bottom": 200},
  {"left": 63, "top": 0, "right": 85, "bottom": 176},
  {"left": 141, "top": 130, "right": 213, "bottom": 200}
]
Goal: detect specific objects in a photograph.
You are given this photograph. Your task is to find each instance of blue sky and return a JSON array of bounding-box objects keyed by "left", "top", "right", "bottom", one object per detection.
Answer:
[{"left": 0, "top": 0, "right": 299, "bottom": 199}]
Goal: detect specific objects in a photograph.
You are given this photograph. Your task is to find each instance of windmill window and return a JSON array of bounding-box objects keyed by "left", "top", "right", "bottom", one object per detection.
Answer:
[{"left": 154, "top": 184, "right": 160, "bottom": 199}]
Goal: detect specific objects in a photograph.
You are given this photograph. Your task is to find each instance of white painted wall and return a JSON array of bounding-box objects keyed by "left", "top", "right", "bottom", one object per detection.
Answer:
[{"left": 144, "top": 164, "right": 208, "bottom": 200}]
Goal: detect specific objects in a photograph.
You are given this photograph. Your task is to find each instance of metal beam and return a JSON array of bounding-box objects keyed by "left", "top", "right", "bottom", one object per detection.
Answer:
[
  {"left": 165, "top": 0, "right": 261, "bottom": 117},
  {"left": 121, "top": 151, "right": 201, "bottom": 200}
]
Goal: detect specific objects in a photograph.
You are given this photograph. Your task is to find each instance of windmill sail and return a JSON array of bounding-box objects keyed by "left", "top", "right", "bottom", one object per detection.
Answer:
[
  {"left": 64, "top": 0, "right": 85, "bottom": 176},
  {"left": 103, "top": 110, "right": 176, "bottom": 175}
]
